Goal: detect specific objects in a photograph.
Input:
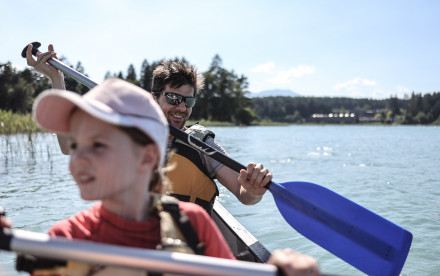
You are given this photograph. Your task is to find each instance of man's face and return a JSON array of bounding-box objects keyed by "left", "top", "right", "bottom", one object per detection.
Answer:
[{"left": 154, "top": 84, "right": 194, "bottom": 129}]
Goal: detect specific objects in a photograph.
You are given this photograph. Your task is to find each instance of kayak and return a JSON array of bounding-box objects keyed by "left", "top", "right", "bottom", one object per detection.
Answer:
[{"left": 212, "top": 201, "right": 271, "bottom": 263}]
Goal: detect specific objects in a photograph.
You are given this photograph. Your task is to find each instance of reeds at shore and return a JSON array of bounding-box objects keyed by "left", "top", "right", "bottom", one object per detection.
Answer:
[{"left": 0, "top": 110, "right": 42, "bottom": 136}]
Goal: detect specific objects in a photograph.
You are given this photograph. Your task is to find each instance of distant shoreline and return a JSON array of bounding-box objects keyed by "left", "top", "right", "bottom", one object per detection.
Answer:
[{"left": 1, "top": 112, "right": 437, "bottom": 136}]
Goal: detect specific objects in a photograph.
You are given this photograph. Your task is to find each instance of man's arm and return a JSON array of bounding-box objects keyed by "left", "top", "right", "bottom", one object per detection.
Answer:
[
  {"left": 201, "top": 136, "right": 271, "bottom": 205},
  {"left": 26, "top": 44, "right": 70, "bottom": 154}
]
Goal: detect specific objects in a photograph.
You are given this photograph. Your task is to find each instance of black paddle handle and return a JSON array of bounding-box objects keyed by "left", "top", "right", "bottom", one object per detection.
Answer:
[
  {"left": 170, "top": 125, "right": 246, "bottom": 172},
  {"left": 21, "top": 42, "right": 96, "bottom": 89}
]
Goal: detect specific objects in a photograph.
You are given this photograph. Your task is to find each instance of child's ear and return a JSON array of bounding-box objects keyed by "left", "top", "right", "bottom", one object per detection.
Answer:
[{"left": 139, "top": 144, "right": 160, "bottom": 173}]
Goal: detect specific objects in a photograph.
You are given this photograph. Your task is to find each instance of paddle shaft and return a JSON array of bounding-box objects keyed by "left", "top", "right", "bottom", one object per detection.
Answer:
[{"left": 1, "top": 229, "right": 278, "bottom": 276}]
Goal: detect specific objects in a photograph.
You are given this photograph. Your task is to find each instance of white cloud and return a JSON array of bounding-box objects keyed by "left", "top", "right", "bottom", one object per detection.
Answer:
[
  {"left": 267, "top": 65, "right": 315, "bottom": 84},
  {"left": 251, "top": 62, "right": 275, "bottom": 73},
  {"left": 334, "top": 77, "right": 376, "bottom": 91}
]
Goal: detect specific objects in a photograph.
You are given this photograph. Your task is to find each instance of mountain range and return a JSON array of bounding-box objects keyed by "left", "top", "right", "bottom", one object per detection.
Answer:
[{"left": 248, "top": 89, "right": 300, "bottom": 98}]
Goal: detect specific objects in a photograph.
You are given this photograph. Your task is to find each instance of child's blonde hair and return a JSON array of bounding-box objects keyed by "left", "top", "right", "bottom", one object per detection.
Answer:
[{"left": 119, "top": 126, "right": 170, "bottom": 194}]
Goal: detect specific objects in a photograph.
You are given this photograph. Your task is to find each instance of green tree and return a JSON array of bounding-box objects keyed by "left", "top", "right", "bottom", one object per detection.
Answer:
[
  {"left": 285, "top": 110, "right": 303, "bottom": 123},
  {"left": 236, "top": 107, "right": 258, "bottom": 125},
  {"left": 0, "top": 62, "right": 37, "bottom": 113},
  {"left": 407, "top": 92, "right": 422, "bottom": 116},
  {"left": 8, "top": 78, "right": 34, "bottom": 113},
  {"left": 139, "top": 59, "right": 164, "bottom": 91},
  {"left": 432, "top": 98, "right": 440, "bottom": 123},
  {"left": 196, "top": 55, "right": 251, "bottom": 124},
  {"left": 126, "top": 64, "right": 138, "bottom": 85},
  {"left": 139, "top": 59, "right": 153, "bottom": 90},
  {"left": 414, "top": 111, "right": 428, "bottom": 124},
  {"left": 0, "top": 62, "right": 15, "bottom": 110},
  {"left": 388, "top": 95, "right": 400, "bottom": 118}
]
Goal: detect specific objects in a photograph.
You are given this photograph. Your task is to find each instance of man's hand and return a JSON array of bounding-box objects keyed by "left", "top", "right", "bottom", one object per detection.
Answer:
[
  {"left": 26, "top": 44, "right": 65, "bottom": 88},
  {"left": 238, "top": 162, "right": 272, "bottom": 197},
  {"left": 268, "top": 248, "right": 320, "bottom": 276}
]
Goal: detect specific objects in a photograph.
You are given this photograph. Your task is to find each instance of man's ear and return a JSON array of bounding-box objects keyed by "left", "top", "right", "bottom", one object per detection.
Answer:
[{"left": 139, "top": 144, "right": 160, "bottom": 173}]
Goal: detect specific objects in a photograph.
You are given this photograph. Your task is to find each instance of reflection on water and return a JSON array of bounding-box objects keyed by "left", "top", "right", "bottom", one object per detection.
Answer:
[{"left": 1, "top": 126, "right": 440, "bottom": 275}]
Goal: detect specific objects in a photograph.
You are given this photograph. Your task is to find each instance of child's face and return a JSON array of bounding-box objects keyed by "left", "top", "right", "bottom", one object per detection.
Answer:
[{"left": 67, "top": 109, "right": 146, "bottom": 201}]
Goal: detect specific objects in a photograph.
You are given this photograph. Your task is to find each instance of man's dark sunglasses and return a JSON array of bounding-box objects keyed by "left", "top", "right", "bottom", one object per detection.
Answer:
[{"left": 153, "top": 92, "right": 196, "bottom": 108}]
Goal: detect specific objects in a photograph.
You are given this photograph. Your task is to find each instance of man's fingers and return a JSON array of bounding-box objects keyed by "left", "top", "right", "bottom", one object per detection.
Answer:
[
  {"left": 26, "top": 44, "right": 36, "bottom": 66},
  {"left": 254, "top": 163, "right": 265, "bottom": 179},
  {"left": 48, "top": 44, "right": 58, "bottom": 59}
]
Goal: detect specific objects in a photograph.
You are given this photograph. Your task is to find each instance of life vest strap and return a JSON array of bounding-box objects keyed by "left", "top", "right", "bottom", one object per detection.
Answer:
[
  {"left": 159, "top": 195, "right": 206, "bottom": 255},
  {"left": 169, "top": 194, "right": 215, "bottom": 215}
]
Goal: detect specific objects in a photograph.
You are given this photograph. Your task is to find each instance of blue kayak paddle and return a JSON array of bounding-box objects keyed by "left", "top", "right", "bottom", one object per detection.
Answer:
[{"left": 23, "top": 42, "right": 413, "bottom": 276}]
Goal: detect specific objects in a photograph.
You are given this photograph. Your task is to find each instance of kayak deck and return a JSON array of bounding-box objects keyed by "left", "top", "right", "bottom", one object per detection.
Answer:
[{"left": 212, "top": 201, "right": 271, "bottom": 263}]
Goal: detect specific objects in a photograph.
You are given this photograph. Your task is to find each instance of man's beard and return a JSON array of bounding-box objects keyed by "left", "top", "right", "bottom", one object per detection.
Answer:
[
  {"left": 168, "top": 118, "right": 186, "bottom": 129},
  {"left": 166, "top": 111, "right": 188, "bottom": 129}
]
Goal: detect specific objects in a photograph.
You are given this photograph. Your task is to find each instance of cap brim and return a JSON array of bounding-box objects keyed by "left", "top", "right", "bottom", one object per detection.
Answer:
[
  {"left": 33, "top": 89, "right": 81, "bottom": 133},
  {"left": 33, "top": 86, "right": 169, "bottom": 165},
  {"left": 33, "top": 89, "right": 139, "bottom": 134}
]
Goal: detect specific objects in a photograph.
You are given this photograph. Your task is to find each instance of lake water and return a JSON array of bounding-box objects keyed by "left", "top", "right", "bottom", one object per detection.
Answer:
[{"left": 1, "top": 125, "right": 439, "bottom": 275}]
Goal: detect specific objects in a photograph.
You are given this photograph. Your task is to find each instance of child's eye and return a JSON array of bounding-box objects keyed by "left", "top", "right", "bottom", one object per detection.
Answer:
[
  {"left": 69, "top": 142, "right": 77, "bottom": 151},
  {"left": 93, "top": 142, "right": 106, "bottom": 149}
]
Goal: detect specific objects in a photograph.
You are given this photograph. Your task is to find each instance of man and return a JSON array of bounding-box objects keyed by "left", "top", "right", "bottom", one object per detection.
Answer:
[
  {"left": 26, "top": 45, "right": 272, "bottom": 214},
  {"left": 150, "top": 61, "right": 272, "bottom": 214}
]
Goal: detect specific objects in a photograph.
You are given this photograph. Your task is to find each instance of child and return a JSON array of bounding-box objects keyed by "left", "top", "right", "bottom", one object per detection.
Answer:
[{"left": 31, "top": 78, "right": 234, "bottom": 274}]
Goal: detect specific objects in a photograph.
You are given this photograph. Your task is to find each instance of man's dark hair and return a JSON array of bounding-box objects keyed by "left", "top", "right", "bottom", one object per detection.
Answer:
[{"left": 151, "top": 61, "right": 204, "bottom": 97}]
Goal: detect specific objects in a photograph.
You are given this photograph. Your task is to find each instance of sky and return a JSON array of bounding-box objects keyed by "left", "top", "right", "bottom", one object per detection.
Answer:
[{"left": 1, "top": 0, "right": 439, "bottom": 99}]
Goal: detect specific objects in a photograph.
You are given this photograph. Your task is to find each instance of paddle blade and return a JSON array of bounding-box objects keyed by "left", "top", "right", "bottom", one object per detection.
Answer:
[{"left": 270, "top": 181, "right": 412, "bottom": 276}]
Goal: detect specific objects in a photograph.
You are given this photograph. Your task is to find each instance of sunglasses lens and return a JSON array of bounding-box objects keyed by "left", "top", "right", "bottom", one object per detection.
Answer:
[
  {"left": 165, "top": 92, "right": 196, "bottom": 108},
  {"left": 165, "top": 93, "right": 182, "bottom": 106},
  {"left": 185, "top": 98, "right": 196, "bottom": 108}
]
